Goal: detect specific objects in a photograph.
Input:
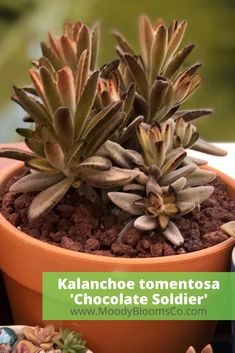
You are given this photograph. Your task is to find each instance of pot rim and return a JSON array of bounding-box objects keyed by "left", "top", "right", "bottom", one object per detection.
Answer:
[
  {"left": 0, "top": 162, "right": 234, "bottom": 266},
  {"left": 0, "top": 325, "right": 92, "bottom": 353}
]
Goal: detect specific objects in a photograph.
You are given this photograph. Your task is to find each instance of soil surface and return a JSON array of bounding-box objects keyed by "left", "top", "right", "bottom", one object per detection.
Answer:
[{"left": 1, "top": 168, "right": 235, "bottom": 258}]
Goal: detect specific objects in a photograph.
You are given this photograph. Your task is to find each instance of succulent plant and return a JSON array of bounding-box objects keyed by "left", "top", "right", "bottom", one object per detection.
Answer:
[
  {"left": 22, "top": 326, "right": 59, "bottom": 351},
  {"left": 186, "top": 345, "right": 213, "bottom": 353},
  {"left": 0, "top": 32, "right": 138, "bottom": 221},
  {"left": 53, "top": 329, "right": 86, "bottom": 353},
  {"left": 95, "top": 16, "right": 226, "bottom": 157},
  {"left": 108, "top": 123, "right": 215, "bottom": 245}
]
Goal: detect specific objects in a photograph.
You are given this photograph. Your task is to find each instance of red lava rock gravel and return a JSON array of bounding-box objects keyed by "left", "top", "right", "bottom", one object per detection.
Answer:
[{"left": 0, "top": 168, "right": 235, "bottom": 258}]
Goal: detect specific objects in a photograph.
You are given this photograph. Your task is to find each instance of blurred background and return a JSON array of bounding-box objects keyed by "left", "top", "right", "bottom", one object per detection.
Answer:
[{"left": 0, "top": 0, "right": 234, "bottom": 142}]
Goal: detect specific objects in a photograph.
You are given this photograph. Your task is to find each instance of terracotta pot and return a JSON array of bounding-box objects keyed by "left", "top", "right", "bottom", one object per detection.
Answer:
[
  {"left": 0, "top": 326, "right": 93, "bottom": 353},
  {"left": 0, "top": 163, "right": 234, "bottom": 353}
]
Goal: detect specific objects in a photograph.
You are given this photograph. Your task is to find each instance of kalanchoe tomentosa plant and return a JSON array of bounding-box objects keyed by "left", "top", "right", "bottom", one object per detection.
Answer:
[{"left": 0, "top": 16, "right": 233, "bottom": 248}]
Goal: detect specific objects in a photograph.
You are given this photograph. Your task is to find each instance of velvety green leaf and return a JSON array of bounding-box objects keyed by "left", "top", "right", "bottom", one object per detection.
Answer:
[
  {"left": 162, "top": 147, "right": 186, "bottom": 175},
  {"left": 76, "top": 49, "right": 90, "bottom": 99},
  {"left": 166, "top": 20, "right": 187, "bottom": 61},
  {"left": 28, "top": 177, "right": 74, "bottom": 221},
  {"left": 27, "top": 158, "right": 58, "bottom": 173},
  {"left": 164, "top": 44, "right": 195, "bottom": 79},
  {"left": 25, "top": 138, "right": 45, "bottom": 157},
  {"left": 0, "top": 148, "right": 36, "bottom": 161},
  {"left": 113, "top": 31, "right": 134, "bottom": 55},
  {"left": 40, "top": 42, "right": 63, "bottom": 71},
  {"left": 108, "top": 192, "right": 143, "bottom": 215},
  {"left": 57, "top": 67, "right": 76, "bottom": 114},
  {"left": 74, "top": 70, "right": 99, "bottom": 139},
  {"left": 44, "top": 142, "right": 65, "bottom": 170},
  {"left": 16, "top": 128, "right": 32, "bottom": 138},
  {"left": 13, "top": 86, "right": 50, "bottom": 126},
  {"left": 10, "top": 172, "right": 64, "bottom": 194},
  {"left": 150, "top": 79, "right": 169, "bottom": 120},
  {"left": 60, "top": 35, "right": 77, "bottom": 70},
  {"left": 150, "top": 25, "right": 167, "bottom": 80},
  {"left": 40, "top": 66, "right": 63, "bottom": 113},
  {"left": 173, "top": 109, "right": 213, "bottom": 122},
  {"left": 90, "top": 22, "right": 100, "bottom": 70},
  {"left": 53, "top": 107, "right": 74, "bottom": 148},
  {"left": 139, "top": 15, "right": 153, "bottom": 67},
  {"left": 123, "top": 54, "right": 148, "bottom": 100},
  {"left": 76, "top": 24, "right": 91, "bottom": 64}
]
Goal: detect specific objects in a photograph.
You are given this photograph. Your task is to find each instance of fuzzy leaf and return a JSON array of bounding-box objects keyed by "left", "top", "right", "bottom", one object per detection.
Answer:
[
  {"left": 113, "top": 31, "right": 134, "bottom": 55},
  {"left": 60, "top": 35, "right": 76, "bottom": 70},
  {"left": 76, "top": 49, "right": 89, "bottom": 99},
  {"left": 27, "top": 158, "right": 57, "bottom": 173},
  {"left": 13, "top": 86, "right": 50, "bottom": 126},
  {"left": 53, "top": 107, "right": 74, "bottom": 147},
  {"left": 191, "top": 138, "right": 227, "bottom": 156},
  {"left": 100, "top": 59, "right": 120, "bottom": 79},
  {"left": 150, "top": 79, "right": 169, "bottom": 119},
  {"left": 74, "top": 70, "right": 99, "bottom": 139},
  {"left": 171, "top": 177, "right": 186, "bottom": 192},
  {"left": 10, "top": 172, "right": 64, "bottom": 194},
  {"left": 108, "top": 192, "right": 143, "bottom": 215},
  {"left": 28, "top": 177, "right": 74, "bottom": 221},
  {"left": 40, "top": 66, "right": 63, "bottom": 113},
  {"left": 76, "top": 156, "right": 112, "bottom": 171},
  {"left": 185, "top": 347, "right": 196, "bottom": 353},
  {"left": 40, "top": 42, "right": 63, "bottom": 70},
  {"left": 159, "top": 164, "right": 196, "bottom": 185},
  {"left": 16, "top": 128, "right": 32, "bottom": 138},
  {"left": 150, "top": 25, "right": 167, "bottom": 80},
  {"left": 178, "top": 202, "right": 195, "bottom": 215},
  {"left": 90, "top": 22, "right": 100, "bottom": 70},
  {"left": 164, "top": 44, "right": 195, "bottom": 79},
  {"left": 123, "top": 54, "right": 148, "bottom": 100},
  {"left": 76, "top": 25, "right": 91, "bottom": 64},
  {"left": 85, "top": 167, "right": 139, "bottom": 188},
  {"left": 134, "top": 215, "right": 158, "bottom": 231},
  {"left": 100, "top": 140, "right": 132, "bottom": 168},
  {"left": 139, "top": 15, "right": 153, "bottom": 67},
  {"left": 122, "top": 83, "right": 135, "bottom": 116},
  {"left": 166, "top": 20, "right": 187, "bottom": 60},
  {"left": 163, "top": 221, "right": 184, "bottom": 246},
  {"left": 57, "top": 67, "right": 76, "bottom": 114},
  {"left": 178, "top": 186, "right": 214, "bottom": 204},
  {"left": 146, "top": 176, "right": 162, "bottom": 195},
  {"left": 221, "top": 221, "right": 235, "bottom": 237},
  {"left": 25, "top": 138, "right": 45, "bottom": 157},
  {"left": 173, "top": 109, "right": 213, "bottom": 122},
  {"left": 44, "top": 142, "right": 65, "bottom": 170},
  {"left": 162, "top": 147, "right": 187, "bottom": 175},
  {"left": 0, "top": 148, "right": 36, "bottom": 161},
  {"left": 186, "top": 169, "right": 216, "bottom": 187}
]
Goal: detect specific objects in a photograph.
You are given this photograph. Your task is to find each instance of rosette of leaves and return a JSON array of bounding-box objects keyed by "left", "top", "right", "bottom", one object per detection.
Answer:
[
  {"left": 108, "top": 123, "right": 215, "bottom": 246},
  {"left": 22, "top": 325, "right": 59, "bottom": 351},
  {"left": 96, "top": 16, "right": 226, "bottom": 157},
  {"left": 0, "top": 63, "right": 138, "bottom": 221},
  {"left": 37, "top": 20, "right": 99, "bottom": 73},
  {"left": 53, "top": 329, "right": 86, "bottom": 353}
]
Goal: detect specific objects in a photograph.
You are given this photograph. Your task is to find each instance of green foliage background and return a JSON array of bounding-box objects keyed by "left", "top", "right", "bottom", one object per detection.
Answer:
[{"left": 0, "top": 0, "right": 234, "bottom": 141}]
